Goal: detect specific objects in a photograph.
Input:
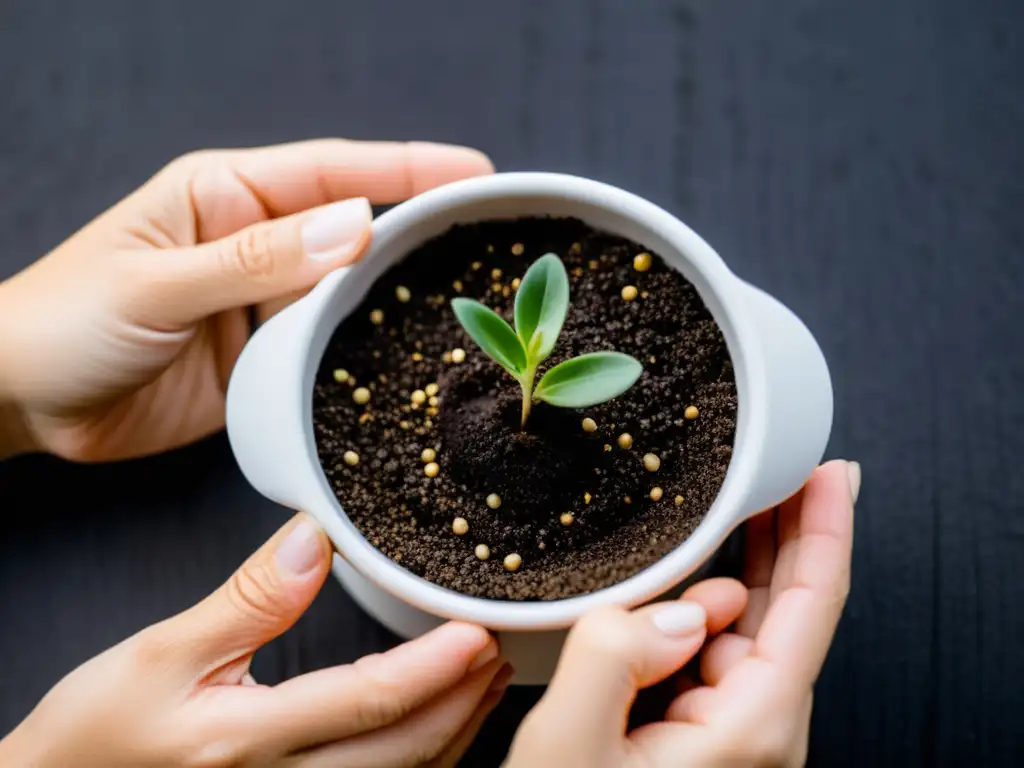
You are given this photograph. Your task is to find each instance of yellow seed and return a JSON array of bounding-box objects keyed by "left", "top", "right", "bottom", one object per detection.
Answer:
[
  {"left": 428, "top": 395, "right": 439, "bottom": 407},
  {"left": 584, "top": 492, "right": 592, "bottom": 504},
  {"left": 504, "top": 553, "right": 523, "bottom": 572},
  {"left": 633, "top": 252, "right": 653, "bottom": 272},
  {"left": 442, "top": 351, "right": 453, "bottom": 363},
  {"left": 685, "top": 405, "right": 699, "bottom": 420},
  {"left": 353, "top": 387, "right": 371, "bottom": 405},
  {"left": 491, "top": 268, "right": 502, "bottom": 280},
  {"left": 412, "top": 352, "right": 423, "bottom": 362},
  {"left": 451, "top": 348, "right": 466, "bottom": 363},
  {"left": 538, "top": 542, "right": 547, "bottom": 550},
  {"left": 475, "top": 544, "right": 491, "bottom": 561},
  {"left": 582, "top": 417, "right": 598, "bottom": 433},
  {"left": 621, "top": 285, "right": 638, "bottom": 302},
  {"left": 641, "top": 291, "right": 650, "bottom": 299},
  {"left": 423, "top": 418, "right": 433, "bottom": 428},
  {"left": 399, "top": 420, "right": 411, "bottom": 430},
  {"left": 343, "top": 450, "right": 359, "bottom": 467},
  {"left": 359, "top": 412, "right": 372, "bottom": 424},
  {"left": 411, "top": 389, "right": 426, "bottom": 405},
  {"left": 395, "top": 285, "right": 411, "bottom": 303},
  {"left": 572, "top": 266, "right": 584, "bottom": 278},
  {"left": 674, "top": 495, "right": 684, "bottom": 506},
  {"left": 426, "top": 407, "right": 439, "bottom": 417},
  {"left": 486, "top": 493, "right": 502, "bottom": 510},
  {"left": 332, "top": 368, "right": 349, "bottom": 383},
  {"left": 511, "top": 242, "right": 525, "bottom": 256},
  {"left": 453, "top": 279, "right": 464, "bottom": 293},
  {"left": 589, "top": 259, "right": 599, "bottom": 270},
  {"left": 491, "top": 282, "right": 503, "bottom": 293},
  {"left": 643, "top": 453, "right": 661, "bottom": 472},
  {"left": 424, "top": 462, "right": 440, "bottom": 478},
  {"left": 421, "top": 448, "right": 437, "bottom": 463},
  {"left": 425, "top": 383, "right": 439, "bottom": 397},
  {"left": 649, "top": 355, "right": 657, "bottom": 364},
  {"left": 560, "top": 512, "right": 574, "bottom": 526},
  {"left": 650, "top": 487, "right": 664, "bottom": 501},
  {"left": 370, "top": 309, "right": 385, "bottom": 325},
  {"left": 452, "top": 517, "right": 469, "bottom": 535},
  {"left": 624, "top": 495, "right": 633, "bottom": 504},
  {"left": 511, "top": 277, "right": 521, "bottom": 290},
  {"left": 617, "top": 433, "right": 633, "bottom": 450},
  {"left": 471, "top": 261, "right": 483, "bottom": 270}
]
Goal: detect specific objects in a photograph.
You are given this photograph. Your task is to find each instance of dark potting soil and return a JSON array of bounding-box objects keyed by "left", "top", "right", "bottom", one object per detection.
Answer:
[{"left": 313, "top": 217, "right": 737, "bottom": 601}]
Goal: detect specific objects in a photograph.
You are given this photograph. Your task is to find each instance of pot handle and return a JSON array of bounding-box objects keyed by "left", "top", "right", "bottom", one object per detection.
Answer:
[
  {"left": 225, "top": 300, "right": 320, "bottom": 513},
  {"left": 735, "top": 282, "right": 834, "bottom": 520}
]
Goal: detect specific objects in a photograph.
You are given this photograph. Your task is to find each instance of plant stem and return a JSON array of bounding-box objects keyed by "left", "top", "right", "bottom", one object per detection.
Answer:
[{"left": 520, "top": 365, "right": 536, "bottom": 428}]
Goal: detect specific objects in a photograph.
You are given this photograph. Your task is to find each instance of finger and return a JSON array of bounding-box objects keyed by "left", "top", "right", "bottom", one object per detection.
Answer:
[
  {"left": 754, "top": 460, "right": 857, "bottom": 686},
  {"left": 700, "top": 632, "right": 754, "bottom": 686},
  {"left": 125, "top": 197, "right": 372, "bottom": 326},
  {"left": 428, "top": 682, "right": 507, "bottom": 768},
  {"left": 522, "top": 601, "right": 706, "bottom": 763},
  {"left": 250, "top": 621, "right": 498, "bottom": 752},
  {"left": 682, "top": 578, "right": 748, "bottom": 634},
  {"left": 281, "top": 659, "right": 505, "bottom": 767},
  {"left": 146, "top": 513, "right": 331, "bottom": 679},
  {"left": 664, "top": 684, "right": 719, "bottom": 724},
  {"left": 736, "top": 506, "right": 777, "bottom": 638}
]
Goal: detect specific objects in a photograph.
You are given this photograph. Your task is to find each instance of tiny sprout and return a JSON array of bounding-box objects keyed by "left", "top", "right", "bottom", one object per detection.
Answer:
[{"left": 451, "top": 254, "right": 642, "bottom": 427}]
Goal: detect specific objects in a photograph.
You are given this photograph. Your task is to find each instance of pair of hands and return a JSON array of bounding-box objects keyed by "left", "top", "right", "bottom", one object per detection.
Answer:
[{"left": 0, "top": 139, "right": 858, "bottom": 766}]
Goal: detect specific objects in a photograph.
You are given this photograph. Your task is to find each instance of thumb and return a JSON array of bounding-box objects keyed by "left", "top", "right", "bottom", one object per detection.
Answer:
[
  {"left": 514, "top": 601, "right": 706, "bottom": 763},
  {"left": 159, "top": 513, "right": 332, "bottom": 677},
  {"left": 132, "top": 197, "right": 372, "bottom": 326}
]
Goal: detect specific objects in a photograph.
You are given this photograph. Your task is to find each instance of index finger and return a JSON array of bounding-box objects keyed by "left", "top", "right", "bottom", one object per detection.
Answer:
[{"left": 753, "top": 460, "right": 857, "bottom": 685}]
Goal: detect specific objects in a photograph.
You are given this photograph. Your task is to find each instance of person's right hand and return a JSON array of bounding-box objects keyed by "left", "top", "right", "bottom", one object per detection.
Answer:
[
  {"left": 505, "top": 460, "right": 859, "bottom": 768},
  {"left": 0, "top": 513, "right": 510, "bottom": 767}
]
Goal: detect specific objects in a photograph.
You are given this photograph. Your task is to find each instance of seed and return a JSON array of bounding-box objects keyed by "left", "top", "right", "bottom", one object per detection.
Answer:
[
  {"left": 582, "top": 417, "right": 598, "bottom": 433},
  {"left": 451, "top": 348, "right": 466, "bottom": 363},
  {"left": 589, "top": 259, "right": 599, "bottom": 270},
  {"left": 442, "top": 351, "right": 453, "bottom": 363},
  {"left": 421, "top": 448, "right": 437, "bottom": 463},
  {"left": 475, "top": 544, "right": 491, "bottom": 561},
  {"left": 538, "top": 542, "right": 547, "bottom": 550},
  {"left": 452, "top": 517, "right": 469, "bottom": 535},
  {"left": 486, "top": 493, "right": 502, "bottom": 510},
  {"left": 425, "top": 383, "right": 439, "bottom": 397},
  {"left": 572, "top": 266, "right": 584, "bottom": 278},
  {"left": 641, "top": 291, "right": 649, "bottom": 299},
  {"left": 453, "top": 279, "right": 464, "bottom": 293},
  {"left": 633, "top": 252, "right": 653, "bottom": 272},
  {"left": 491, "top": 268, "right": 502, "bottom": 280},
  {"left": 674, "top": 495, "right": 684, "bottom": 506},
  {"left": 332, "top": 368, "right": 349, "bottom": 383},
  {"left": 424, "top": 462, "right": 440, "bottom": 477},
  {"left": 504, "top": 553, "right": 523, "bottom": 572},
  {"left": 428, "top": 395, "right": 439, "bottom": 407},
  {"left": 399, "top": 420, "right": 411, "bottom": 430},
  {"left": 560, "top": 512, "right": 574, "bottom": 526},
  {"left": 395, "top": 285, "right": 411, "bottom": 303},
  {"left": 685, "top": 405, "right": 699, "bottom": 420},
  {"left": 617, "top": 433, "right": 633, "bottom": 450},
  {"left": 353, "top": 387, "right": 371, "bottom": 405},
  {"left": 423, "top": 418, "right": 433, "bottom": 428},
  {"left": 491, "top": 282, "right": 502, "bottom": 293},
  {"left": 584, "top": 492, "right": 592, "bottom": 504},
  {"left": 604, "top": 444, "right": 613, "bottom": 452},
  {"left": 511, "top": 242, "right": 525, "bottom": 256},
  {"left": 650, "top": 487, "right": 663, "bottom": 501},
  {"left": 511, "top": 277, "right": 521, "bottom": 290},
  {"left": 643, "top": 453, "right": 661, "bottom": 472},
  {"left": 411, "top": 389, "right": 426, "bottom": 405},
  {"left": 370, "top": 309, "right": 384, "bottom": 325},
  {"left": 471, "top": 261, "right": 482, "bottom": 270},
  {"left": 343, "top": 450, "right": 359, "bottom": 466},
  {"left": 621, "top": 285, "right": 639, "bottom": 302}
]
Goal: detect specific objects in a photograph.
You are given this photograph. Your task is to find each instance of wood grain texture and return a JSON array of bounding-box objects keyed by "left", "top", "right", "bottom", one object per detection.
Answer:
[{"left": 1, "top": 1, "right": 1022, "bottom": 765}]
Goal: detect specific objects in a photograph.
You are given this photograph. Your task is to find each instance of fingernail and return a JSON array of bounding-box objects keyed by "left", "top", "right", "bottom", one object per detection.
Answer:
[
  {"left": 302, "top": 197, "right": 372, "bottom": 262},
  {"left": 652, "top": 600, "right": 707, "bottom": 637},
  {"left": 468, "top": 642, "right": 500, "bottom": 673},
  {"left": 489, "top": 663, "right": 515, "bottom": 693},
  {"left": 847, "top": 461, "right": 862, "bottom": 505},
  {"left": 275, "top": 519, "right": 325, "bottom": 577}
]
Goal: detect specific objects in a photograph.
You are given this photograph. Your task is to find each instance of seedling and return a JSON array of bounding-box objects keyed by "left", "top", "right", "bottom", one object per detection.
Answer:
[{"left": 451, "top": 253, "right": 643, "bottom": 427}]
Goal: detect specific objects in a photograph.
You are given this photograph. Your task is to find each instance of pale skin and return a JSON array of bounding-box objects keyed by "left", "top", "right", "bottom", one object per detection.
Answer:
[{"left": 0, "top": 138, "right": 859, "bottom": 765}]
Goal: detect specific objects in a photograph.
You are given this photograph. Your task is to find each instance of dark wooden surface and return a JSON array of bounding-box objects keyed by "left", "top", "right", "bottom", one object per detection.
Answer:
[{"left": 2, "top": 1, "right": 1023, "bottom": 765}]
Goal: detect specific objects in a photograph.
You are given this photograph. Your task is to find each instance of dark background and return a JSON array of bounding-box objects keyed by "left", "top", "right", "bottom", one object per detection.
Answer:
[{"left": 1, "top": 1, "right": 1022, "bottom": 765}]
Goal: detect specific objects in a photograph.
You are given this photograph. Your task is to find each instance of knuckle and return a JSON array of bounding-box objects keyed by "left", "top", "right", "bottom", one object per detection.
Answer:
[
  {"left": 349, "top": 656, "right": 417, "bottom": 727},
  {"left": 570, "top": 607, "right": 635, "bottom": 663},
  {"left": 221, "top": 225, "right": 277, "bottom": 281},
  {"left": 226, "top": 561, "right": 288, "bottom": 625}
]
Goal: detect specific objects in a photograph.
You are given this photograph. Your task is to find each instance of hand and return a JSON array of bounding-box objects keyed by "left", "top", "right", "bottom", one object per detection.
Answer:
[
  {"left": 506, "top": 460, "right": 859, "bottom": 768},
  {"left": 0, "top": 514, "right": 511, "bottom": 767},
  {"left": 0, "top": 139, "right": 492, "bottom": 461}
]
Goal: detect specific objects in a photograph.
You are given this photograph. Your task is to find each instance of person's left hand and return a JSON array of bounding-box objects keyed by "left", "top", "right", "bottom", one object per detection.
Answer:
[{"left": 0, "top": 139, "right": 492, "bottom": 461}]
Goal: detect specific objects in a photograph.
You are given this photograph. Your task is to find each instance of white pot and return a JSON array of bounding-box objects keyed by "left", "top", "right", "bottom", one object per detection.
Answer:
[{"left": 226, "top": 172, "right": 833, "bottom": 685}]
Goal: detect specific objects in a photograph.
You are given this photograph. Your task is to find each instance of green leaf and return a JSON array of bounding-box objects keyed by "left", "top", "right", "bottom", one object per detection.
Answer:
[
  {"left": 514, "top": 253, "right": 570, "bottom": 363},
  {"left": 534, "top": 352, "right": 643, "bottom": 408},
  {"left": 450, "top": 298, "right": 527, "bottom": 377}
]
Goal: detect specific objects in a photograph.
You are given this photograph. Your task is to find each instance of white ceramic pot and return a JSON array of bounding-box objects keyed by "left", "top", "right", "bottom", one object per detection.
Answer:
[{"left": 226, "top": 172, "right": 833, "bottom": 685}]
